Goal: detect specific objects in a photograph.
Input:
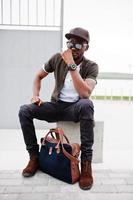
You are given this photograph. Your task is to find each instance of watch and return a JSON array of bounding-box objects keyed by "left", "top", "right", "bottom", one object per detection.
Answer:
[{"left": 68, "top": 63, "right": 77, "bottom": 71}]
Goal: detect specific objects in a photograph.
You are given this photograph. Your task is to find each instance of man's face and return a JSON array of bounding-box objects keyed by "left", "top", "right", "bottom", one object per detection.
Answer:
[{"left": 66, "top": 37, "right": 88, "bottom": 61}]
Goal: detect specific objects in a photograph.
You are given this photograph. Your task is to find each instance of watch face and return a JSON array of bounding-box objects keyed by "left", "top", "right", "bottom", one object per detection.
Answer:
[
  {"left": 69, "top": 64, "right": 77, "bottom": 71},
  {"left": 71, "top": 64, "right": 76, "bottom": 70}
]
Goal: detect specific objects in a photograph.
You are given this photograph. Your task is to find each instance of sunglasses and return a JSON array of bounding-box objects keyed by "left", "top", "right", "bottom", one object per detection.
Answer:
[{"left": 66, "top": 41, "right": 88, "bottom": 50}]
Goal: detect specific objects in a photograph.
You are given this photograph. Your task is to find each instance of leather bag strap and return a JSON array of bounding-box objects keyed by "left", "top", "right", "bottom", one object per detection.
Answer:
[
  {"left": 42, "top": 128, "right": 79, "bottom": 164},
  {"left": 55, "top": 128, "right": 79, "bottom": 164}
]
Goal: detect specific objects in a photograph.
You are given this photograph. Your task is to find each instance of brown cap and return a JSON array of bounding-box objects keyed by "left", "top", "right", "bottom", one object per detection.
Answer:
[{"left": 65, "top": 27, "right": 90, "bottom": 43}]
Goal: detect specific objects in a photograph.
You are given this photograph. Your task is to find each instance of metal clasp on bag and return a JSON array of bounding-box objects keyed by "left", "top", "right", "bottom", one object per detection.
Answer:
[
  {"left": 49, "top": 147, "right": 53, "bottom": 155},
  {"left": 55, "top": 140, "right": 61, "bottom": 154},
  {"left": 41, "top": 137, "right": 46, "bottom": 146}
]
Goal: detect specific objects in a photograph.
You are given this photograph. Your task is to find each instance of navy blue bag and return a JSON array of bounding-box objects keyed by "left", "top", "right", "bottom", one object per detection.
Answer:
[{"left": 39, "top": 128, "right": 80, "bottom": 184}]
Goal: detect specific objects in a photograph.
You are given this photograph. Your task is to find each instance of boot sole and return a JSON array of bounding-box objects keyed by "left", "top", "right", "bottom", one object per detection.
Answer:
[
  {"left": 22, "top": 172, "right": 36, "bottom": 177},
  {"left": 79, "top": 183, "right": 93, "bottom": 190}
]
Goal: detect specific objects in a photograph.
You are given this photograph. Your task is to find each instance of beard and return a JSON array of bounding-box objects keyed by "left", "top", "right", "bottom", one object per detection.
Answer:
[
  {"left": 72, "top": 52, "right": 79, "bottom": 60},
  {"left": 72, "top": 52, "right": 83, "bottom": 63}
]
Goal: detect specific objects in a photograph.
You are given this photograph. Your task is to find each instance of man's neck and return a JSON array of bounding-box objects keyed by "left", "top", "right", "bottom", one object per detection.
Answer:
[{"left": 74, "top": 57, "right": 83, "bottom": 65}]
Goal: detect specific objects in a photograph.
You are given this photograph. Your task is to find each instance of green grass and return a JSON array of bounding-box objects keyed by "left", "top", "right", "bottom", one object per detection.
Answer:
[{"left": 91, "top": 96, "right": 133, "bottom": 101}]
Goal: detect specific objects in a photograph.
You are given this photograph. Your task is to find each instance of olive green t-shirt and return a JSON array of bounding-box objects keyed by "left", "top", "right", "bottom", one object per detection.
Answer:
[{"left": 44, "top": 53, "right": 99, "bottom": 102}]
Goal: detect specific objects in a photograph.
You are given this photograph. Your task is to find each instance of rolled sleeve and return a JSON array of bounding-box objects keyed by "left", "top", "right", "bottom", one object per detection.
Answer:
[
  {"left": 42, "top": 64, "right": 49, "bottom": 73},
  {"left": 43, "top": 53, "right": 60, "bottom": 73},
  {"left": 86, "top": 63, "right": 99, "bottom": 83}
]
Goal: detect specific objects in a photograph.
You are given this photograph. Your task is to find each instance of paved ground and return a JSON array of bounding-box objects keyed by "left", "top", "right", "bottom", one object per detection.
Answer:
[
  {"left": 0, "top": 100, "right": 133, "bottom": 199},
  {"left": 0, "top": 169, "right": 133, "bottom": 200}
]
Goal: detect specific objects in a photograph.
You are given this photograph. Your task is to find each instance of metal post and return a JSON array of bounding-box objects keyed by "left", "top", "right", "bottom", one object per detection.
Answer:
[
  {"left": 129, "top": 89, "right": 131, "bottom": 102},
  {"left": 44, "top": 0, "right": 46, "bottom": 25},
  {"left": 1, "top": 0, "right": 3, "bottom": 24},
  {"left": 104, "top": 88, "right": 107, "bottom": 100},
  {"left": 10, "top": 0, "right": 12, "bottom": 24},
  {"left": 19, "top": 0, "right": 21, "bottom": 25},
  {"left": 110, "top": 88, "right": 113, "bottom": 101},
  {"left": 27, "top": 0, "right": 29, "bottom": 25},
  {"left": 60, "top": 0, "right": 64, "bottom": 51},
  {"left": 53, "top": 0, "right": 55, "bottom": 26},
  {"left": 36, "top": 0, "right": 38, "bottom": 25}
]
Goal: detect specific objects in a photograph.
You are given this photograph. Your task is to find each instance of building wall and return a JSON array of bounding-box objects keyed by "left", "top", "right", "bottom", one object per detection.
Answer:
[{"left": 0, "top": 30, "right": 61, "bottom": 128}]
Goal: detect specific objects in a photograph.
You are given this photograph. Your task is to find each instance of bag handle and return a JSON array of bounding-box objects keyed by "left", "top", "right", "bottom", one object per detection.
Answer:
[
  {"left": 50, "top": 128, "right": 70, "bottom": 144},
  {"left": 41, "top": 127, "right": 69, "bottom": 146},
  {"left": 42, "top": 128, "right": 79, "bottom": 164},
  {"left": 55, "top": 128, "right": 79, "bottom": 164}
]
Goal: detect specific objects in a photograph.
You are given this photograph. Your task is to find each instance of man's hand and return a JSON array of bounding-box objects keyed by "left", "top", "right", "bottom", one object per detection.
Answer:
[
  {"left": 61, "top": 49, "right": 75, "bottom": 65},
  {"left": 31, "top": 96, "right": 43, "bottom": 106}
]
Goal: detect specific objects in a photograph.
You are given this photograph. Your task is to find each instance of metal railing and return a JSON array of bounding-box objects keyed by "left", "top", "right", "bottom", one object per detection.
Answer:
[
  {"left": 91, "top": 88, "right": 133, "bottom": 101},
  {"left": 0, "top": 0, "right": 62, "bottom": 28},
  {"left": 91, "top": 73, "right": 133, "bottom": 101}
]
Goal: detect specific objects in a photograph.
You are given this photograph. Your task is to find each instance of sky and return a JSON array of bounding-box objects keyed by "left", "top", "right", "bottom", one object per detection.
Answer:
[{"left": 63, "top": 0, "right": 133, "bottom": 73}]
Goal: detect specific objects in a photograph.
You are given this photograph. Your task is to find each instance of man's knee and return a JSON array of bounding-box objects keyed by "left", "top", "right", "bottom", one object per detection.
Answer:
[
  {"left": 78, "top": 99, "right": 93, "bottom": 111},
  {"left": 18, "top": 104, "right": 32, "bottom": 119},
  {"left": 77, "top": 99, "right": 94, "bottom": 120}
]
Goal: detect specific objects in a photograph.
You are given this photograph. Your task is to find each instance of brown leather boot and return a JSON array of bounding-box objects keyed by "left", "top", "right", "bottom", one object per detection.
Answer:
[
  {"left": 79, "top": 160, "right": 93, "bottom": 190},
  {"left": 22, "top": 155, "right": 39, "bottom": 177}
]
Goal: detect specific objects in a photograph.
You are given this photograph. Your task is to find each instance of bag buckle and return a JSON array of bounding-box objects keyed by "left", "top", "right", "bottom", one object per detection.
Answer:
[{"left": 49, "top": 147, "right": 53, "bottom": 155}]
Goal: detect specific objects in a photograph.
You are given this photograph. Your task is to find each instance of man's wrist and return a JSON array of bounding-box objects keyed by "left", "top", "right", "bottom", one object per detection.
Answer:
[
  {"left": 32, "top": 95, "right": 40, "bottom": 100},
  {"left": 68, "top": 63, "right": 77, "bottom": 71},
  {"left": 31, "top": 95, "right": 40, "bottom": 102}
]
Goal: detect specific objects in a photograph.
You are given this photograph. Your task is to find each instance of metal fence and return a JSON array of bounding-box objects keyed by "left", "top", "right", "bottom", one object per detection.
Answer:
[
  {"left": 0, "top": 0, "right": 63, "bottom": 28},
  {"left": 0, "top": 0, "right": 64, "bottom": 129},
  {"left": 91, "top": 88, "right": 133, "bottom": 101},
  {"left": 91, "top": 73, "right": 133, "bottom": 101}
]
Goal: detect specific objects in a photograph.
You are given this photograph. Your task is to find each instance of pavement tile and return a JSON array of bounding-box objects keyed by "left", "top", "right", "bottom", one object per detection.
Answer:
[
  {"left": 0, "top": 170, "right": 20, "bottom": 178},
  {"left": 48, "top": 193, "right": 82, "bottom": 200},
  {"left": 48, "top": 177, "right": 69, "bottom": 186},
  {"left": 80, "top": 193, "right": 133, "bottom": 200},
  {"left": 60, "top": 183, "right": 80, "bottom": 192},
  {"left": 0, "top": 194, "right": 19, "bottom": 200},
  {"left": 92, "top": 178, "right": 102, "bottom": 185},
  {"left": 0, "top": 187, "right": 6, "bottom": 194},
  {"left": 109, "top": 172, "right": 133, "bottom": 178},
  {"left": 0, "top": 169, "right": 133, "bottom": 199},
  {"left": 4, "top": 186, "right": 33, "bottom": 194},
  {"left": 125, "top": 178, "right": 133, "bottom": 184},
  {"left": 18, "top": 193, "right": 49, "bottom": 200},
  {"left": 0, "top": 179, "right": 23, "bottom": 186},
  {"left": 101, "top": 177, "right": 126, "bottom": 185},
  {"left": 22, "top": 177, "right": 49, "bottom": 186},
  {"left": 93, "top": 172, "right": 109, "bottom": 178},
  {"left": 90, "top": 185, "right": 117, "bottom": 193},
  {"left": 116, "top": 185, "right": 133, "bottom": 193},
  {"left": 31, "top": 185, "right": 61, "bottom": 193}
]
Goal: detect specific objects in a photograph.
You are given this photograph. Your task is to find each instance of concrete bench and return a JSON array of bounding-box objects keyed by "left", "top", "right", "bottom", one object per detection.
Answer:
[{"left": 57, "top": 121, "right": 104, "bottom": 163}]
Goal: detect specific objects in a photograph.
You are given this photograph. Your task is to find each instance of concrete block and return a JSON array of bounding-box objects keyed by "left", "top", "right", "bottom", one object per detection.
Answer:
[{"left": 57, "top": 121, "right": 104, "bottom": 163}]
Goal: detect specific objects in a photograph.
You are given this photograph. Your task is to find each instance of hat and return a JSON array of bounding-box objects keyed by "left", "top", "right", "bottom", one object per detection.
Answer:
[{"left": 65, "top": 27, "right": 90, "bottom": 43}]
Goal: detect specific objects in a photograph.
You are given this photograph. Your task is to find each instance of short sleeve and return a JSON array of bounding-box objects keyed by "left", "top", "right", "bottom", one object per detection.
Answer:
[
  {"left": 42, "top": 64, "right": 49, "bottom": 73},
  {"left": 43, "top": 53, "right": 60, "bottom": 73},
  {"left": 86, "top": 63, "right": 99, "bottom": 82}
]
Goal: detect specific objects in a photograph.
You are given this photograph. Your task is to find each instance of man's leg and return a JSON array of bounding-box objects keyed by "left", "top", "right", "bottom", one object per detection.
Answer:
[
  {"left": 59, "top": 99, "right": 94, "bottom": 190},
  {"left": 58, "top": 99, "right": 94, "bottom": 160},
  {"left": 74, "top": 99, "right": 94, "bottom": 190},
  {"left": 18, "top": 102, "right": 59, "bottom": 177}
]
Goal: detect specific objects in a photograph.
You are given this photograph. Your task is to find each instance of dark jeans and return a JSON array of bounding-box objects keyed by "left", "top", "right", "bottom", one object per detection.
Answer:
[{"left": 18, "top": 99, "right": 94, "bottom": 161}]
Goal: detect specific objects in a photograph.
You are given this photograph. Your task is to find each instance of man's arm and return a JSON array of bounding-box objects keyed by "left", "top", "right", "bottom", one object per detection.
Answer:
[
  {"left": 61, "top": 49, "right": 96, "bottom": 98},
  {"left": 31, "top": 68, "right": 48, "bottom": 105},
  {"left": 70, "top": 71, "right": 96, "bottom": 98}
]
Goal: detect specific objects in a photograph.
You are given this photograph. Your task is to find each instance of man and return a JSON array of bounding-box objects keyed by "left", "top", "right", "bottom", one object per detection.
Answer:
[{"left": 19, "top": 27, "right": 99, "bottom": 190}]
